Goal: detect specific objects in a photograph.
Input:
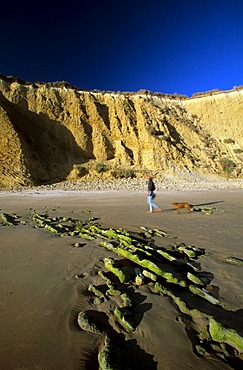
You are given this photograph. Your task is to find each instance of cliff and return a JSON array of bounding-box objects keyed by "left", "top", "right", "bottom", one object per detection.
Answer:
[{"left": 0, "top": 75, "right": 242, "bottom": 188}]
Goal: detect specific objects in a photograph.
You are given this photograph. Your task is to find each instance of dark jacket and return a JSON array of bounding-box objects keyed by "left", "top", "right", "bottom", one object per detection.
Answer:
[{"left": 148, "top": 179, "right": 155, "bottom": 192}]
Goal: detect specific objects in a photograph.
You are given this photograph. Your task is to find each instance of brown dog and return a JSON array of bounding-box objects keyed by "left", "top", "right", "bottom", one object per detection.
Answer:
[{"left": 170, "top": 202, "right": 191, "bottom": 213}]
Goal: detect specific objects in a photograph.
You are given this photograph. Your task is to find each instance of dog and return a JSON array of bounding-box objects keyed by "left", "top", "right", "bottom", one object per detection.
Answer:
[{"left": 170, "top": 202, "right": 191, "bottom": 213}]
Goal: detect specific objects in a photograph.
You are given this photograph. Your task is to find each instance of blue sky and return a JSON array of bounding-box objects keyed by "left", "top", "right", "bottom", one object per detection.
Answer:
[{"left": 1, "top": 0, "right": 243, "bottom": 96}]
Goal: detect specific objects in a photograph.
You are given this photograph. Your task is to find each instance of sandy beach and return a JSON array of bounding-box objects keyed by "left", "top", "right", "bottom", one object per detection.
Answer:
[{"left": 0, "top": 189, "right": 242, "bottom": 370}]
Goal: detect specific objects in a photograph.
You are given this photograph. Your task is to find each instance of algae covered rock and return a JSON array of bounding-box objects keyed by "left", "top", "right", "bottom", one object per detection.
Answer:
[
  {"left": 88, "top": 284, "right": 106, "bottom": 300},
  {"left": 225, "top": 256, "right": 243, "bottom": 266},
  {"left": 114, "top": 307, "right": 135, "bottom": 332},
  {"left": 209, "top": 318, "right": 243, "bottom": 353},
  {"left": 189, "top": 285, "right": 220, "bottom": 305},
  {"left": 142, "top": 269, "right": 157, "bottom": 282},
  {"left": 77, "top": 311, "right": 102, "bottom": 334},
  {"left": 104, "top": 257, "right": 129, "bottom": 284},
  {"left": 98, "top": 335, "right": 132, "bottom": 370},
  {"left": 120, "top": 293, "right": 133, "bottom": 308},
  {"left": 98, "top": 335, "right": 115, "bottom": 370},
  {"left": 187, "top": 272, "right": 204, "bottom": 286},
  {"left": 1, "top": 212, "right": 15, "bottom": 226}
]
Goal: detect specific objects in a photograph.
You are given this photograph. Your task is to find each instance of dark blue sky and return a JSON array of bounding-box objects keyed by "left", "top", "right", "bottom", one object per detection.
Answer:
[{"left": 1, "top": 0, "right": 243, "bottom": 96}]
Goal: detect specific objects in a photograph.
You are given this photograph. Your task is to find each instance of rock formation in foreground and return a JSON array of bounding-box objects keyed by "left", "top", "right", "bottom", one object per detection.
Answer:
[{"left": 0, "top": 74, "right": 242, "bottom": 188}]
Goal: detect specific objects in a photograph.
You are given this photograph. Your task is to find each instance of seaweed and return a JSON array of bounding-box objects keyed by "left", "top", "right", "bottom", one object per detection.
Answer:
[
  {"left": 188, "top": 285, "right": 221, "bottom": 306},
  {"left": 88, "top": 284, "right": 106, "bottom": 300},
  {"left": 1, "top": 212, "right": 18, "bottom": 226},
  {"left": 187, "top": 272, "right": 205, "bottom": 286},
  {"left": 114, "top": 307, "right": 135, "bottom": 332},
  {"left": 98, "top": 335, "right": 132, "bottom": 370},
  {"left": 104, "top": 258, "right": 130, "bottom": 284},
  {"left": 209, "top": 318, "right": 243, "bottom": 352},
  {"left": 225, "top": 257, "right": 243, "bottom": 266},
  {"left": 77, "top": 311, "right": 102, "bottom": 334}
]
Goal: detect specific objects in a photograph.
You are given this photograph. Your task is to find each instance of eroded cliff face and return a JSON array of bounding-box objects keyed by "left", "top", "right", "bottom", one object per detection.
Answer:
[
  {"left": 183, "top": 90, "right": 243, "bottom": 163},
  {"left": 0, "top": 76, "right": 242, "bottom": 188}
]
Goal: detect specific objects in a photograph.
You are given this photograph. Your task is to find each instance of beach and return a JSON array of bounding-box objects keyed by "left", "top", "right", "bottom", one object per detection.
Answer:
[{"left": 0, "top": 188, "right": 242, "bottom": 369}]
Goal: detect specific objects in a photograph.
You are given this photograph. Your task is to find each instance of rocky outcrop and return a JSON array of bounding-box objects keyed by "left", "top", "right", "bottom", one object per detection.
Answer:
[{"left": 0, "top": 75, "right": 242, "bottom": 188}]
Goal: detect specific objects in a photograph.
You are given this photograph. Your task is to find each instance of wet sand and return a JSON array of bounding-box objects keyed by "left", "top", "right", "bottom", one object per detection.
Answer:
[{"left": 0, "top": 189, "right": 242, "bottom": 369}]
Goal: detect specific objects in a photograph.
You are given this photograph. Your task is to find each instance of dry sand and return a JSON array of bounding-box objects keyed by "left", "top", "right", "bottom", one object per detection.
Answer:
[{"left": 0, "top": 189, "right": 242, "bottom": 370}]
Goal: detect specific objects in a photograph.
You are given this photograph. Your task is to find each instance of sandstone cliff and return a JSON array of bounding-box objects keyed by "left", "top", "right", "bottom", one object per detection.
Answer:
[{"left": 0, "top": 75, "right": 242, "bottom": 188}]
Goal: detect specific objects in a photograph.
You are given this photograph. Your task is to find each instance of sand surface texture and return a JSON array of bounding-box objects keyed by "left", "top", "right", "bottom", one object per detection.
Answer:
[{"left": 0, "top": 189, "right": 242, "bottom": 370}]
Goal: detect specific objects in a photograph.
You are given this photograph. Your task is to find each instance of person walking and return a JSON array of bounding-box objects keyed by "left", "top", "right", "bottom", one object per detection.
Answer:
[{"left": 147, "top": 176, "right": 161, "bottom": 213}]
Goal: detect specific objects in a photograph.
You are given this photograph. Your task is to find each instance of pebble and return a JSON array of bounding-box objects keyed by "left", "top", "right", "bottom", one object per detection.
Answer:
[{"left": 13, "top": 174, "right": 243, "bottom": 193}]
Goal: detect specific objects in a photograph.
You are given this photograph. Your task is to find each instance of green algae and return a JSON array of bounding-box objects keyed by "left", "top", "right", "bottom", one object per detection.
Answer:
[
  {"left": 98, "top": 335, "right": 132, "bottom": 370},
  {"left": 119, "top": 240, "right": 137, "bottom": 251},
  {"left": 100, "top": 240, "right": 117, "bottom": 251},
  {"left": 107, "top": 287, "right": 122, "bottom": 296},
  {"left": 152, "top": 281, "right": 243, "bottom": 356},
  {"left": 98, "top": 335, "right": 114, "bottom": 370},
  {"left": 189, "top": 285, "right": 221, "bottom": 305},
  {"left": 116, "top": 227, "right": 130, "bottom": 236},
  {"left": 152, "top": 282, "right": 210, "bottom": 320},
  {"left": 114, "top": 307, "right": 135, "bottom": 332},
  {"left": 1, "top": 212, "right": 15, "bottom": 226},
  {"left": 103, "top": 229, "right": 121, "bottom": 239},
  {"left": 88, "top": 284, "right": 106, "bottom": 300},
  {"left": 120, "top": 293, "right": 133, "bottom": 307},
  {"left": 98, "top": 270, "right": 112, "bottom": 285},
  {"left": 89, "top": 225, "right": 133, "bottom": 244},
  {"left": 209, "top": 318, "right": 243, "bottom": 352},
  {"left": 225, "top": 256, "right": 243, "bottom": 266},
  {"left": 77, "top": 311, "right": 102, "bottom": 334},
  {"left": 98, "top": 271, "right": 122, "bottom": 296},
  {"left": 79, "top": 231, "right": 95, "bottom": 240},
  {"left": 139, "top": 226, "right": 171, "bottom": 238},
  {"left": 116, "top": 234, "right": 133, "bottom": 244},
  {"left": 187, "top": 272, "right": 205, "bottom": 286},
  {"left": 32, "top": 213, "right": 52, "bottom": 223},
  {"left": 44, "top": 224, "right": 59, "bottom": 233},
  {"left": 153, "top": 228, "right": 170, "bottom": 237},
  {"left": 115, "top": 247, "right": 187, "bottom": 287},
  {"left": 142, "top": 269, "right": 157, "bottom": 282},
  {"left": 136, "top": 246, "right": 153, "bottom": 257},
  {"left": 177, "top": 245, "right": 197, "bottom": 258},
  {"left": 31, "top": 213, "right": 61, "bottom": 233},
  {"left": 104, "top": 258, "right": 128, "bottom": 284},
  {"left": 193, "top": 206, "right": 215, "bottom": 215},
  {"left": 156, "top": 249, "right": 176, "bottom": 262}
]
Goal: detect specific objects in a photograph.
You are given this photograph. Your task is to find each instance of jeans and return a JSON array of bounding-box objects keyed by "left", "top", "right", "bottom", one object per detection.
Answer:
[{"left": 148, "top": 192, "right": 159, "bottom": 212}]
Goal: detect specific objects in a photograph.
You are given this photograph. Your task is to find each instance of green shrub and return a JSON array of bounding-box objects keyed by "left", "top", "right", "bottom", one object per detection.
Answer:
[
  {"left": 220, "top": 158, "right": 236, "bottom": 175},
  {"left": 96, "top": 163, "right": 108, "bottom": 173},
  {"left": 113, "top": 168, "right": 135, "bottom": 179},
  {"left": 74, "top": 164, "right": 87, "bottom": 176}
]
